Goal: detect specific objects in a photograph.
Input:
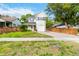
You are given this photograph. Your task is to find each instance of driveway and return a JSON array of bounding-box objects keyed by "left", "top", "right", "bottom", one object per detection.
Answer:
[{"left": 38, "top": 31, "right": 79, "bottom": 42}]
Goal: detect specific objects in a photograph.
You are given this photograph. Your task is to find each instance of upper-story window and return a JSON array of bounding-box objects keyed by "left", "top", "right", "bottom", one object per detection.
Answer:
[
  {"left": 38, "top": 17, "right": 40, "bottom": 20},
  {"left": 28, "top": 17, "right": 34, "bottom": 22}
]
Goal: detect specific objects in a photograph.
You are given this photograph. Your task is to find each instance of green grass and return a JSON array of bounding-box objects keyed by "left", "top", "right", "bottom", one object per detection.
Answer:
[
  {"left": 0, "top": 40, "right": 79, "bottom": 56},
  {"left": 0, "top": 31, "right": 51, "bottom": 38}
]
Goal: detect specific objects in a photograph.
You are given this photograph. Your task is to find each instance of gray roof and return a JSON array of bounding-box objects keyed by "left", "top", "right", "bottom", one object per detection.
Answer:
[
  {"left": 0, "top": 19, "right": 5, "bottom": 22},
  {"left": 24, "top": 22, "right": 36, "bottom": 25}
]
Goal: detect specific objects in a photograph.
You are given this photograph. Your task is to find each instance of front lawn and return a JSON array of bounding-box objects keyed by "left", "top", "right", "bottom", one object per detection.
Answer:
[
  {"left": 0, "top": 40, "right": 79, "bottom": 56},
  {"left": 0, "top": 31, "right": 51, "bottom": 38}
]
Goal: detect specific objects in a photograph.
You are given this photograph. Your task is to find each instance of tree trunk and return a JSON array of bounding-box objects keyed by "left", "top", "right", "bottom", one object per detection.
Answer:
[{"left": 64, "top": 22, "right": 69, "bottom": 28}]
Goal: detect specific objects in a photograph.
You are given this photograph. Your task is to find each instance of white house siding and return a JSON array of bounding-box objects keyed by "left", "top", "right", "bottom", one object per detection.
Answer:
[
  {"left": 35, "top": 13, "right": 47, "bottom": 32},
  {"left": 27, "top": 13, "right": 47, "bottom": 32},
  {"left": 36, "top": 20, "right": 46, "bottom": 32}
]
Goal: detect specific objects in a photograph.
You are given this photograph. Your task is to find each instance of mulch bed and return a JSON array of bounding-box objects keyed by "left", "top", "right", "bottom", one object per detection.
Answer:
[
  {"left": 0, "top": 27, "right": 20, "bottom": 34},
  {"left": 49, "top": 27, "right": 78, "bottom": 35}
]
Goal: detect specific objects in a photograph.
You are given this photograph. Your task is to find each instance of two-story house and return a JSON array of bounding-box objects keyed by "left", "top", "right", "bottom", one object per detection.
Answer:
[{"left": 27, "top": 13, "right": 47, "bottom": 32}]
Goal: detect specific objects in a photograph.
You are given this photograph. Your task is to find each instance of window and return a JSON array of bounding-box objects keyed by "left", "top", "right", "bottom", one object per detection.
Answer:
[{"left": 29, "top": 18, "right": 34, "bottom": 22}]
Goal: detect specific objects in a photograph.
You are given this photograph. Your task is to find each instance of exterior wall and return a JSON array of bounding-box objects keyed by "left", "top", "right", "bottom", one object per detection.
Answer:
[
  {"left": 27, "top": 13, "right": 47, "bottom": 32},
  {"left": 28, "top": 17, "right": 36, "bottom": 22},
  {"left": 12, "top": 19, "right": 21, "bottom": 27},
  {"left": 36, "top": 20, "right": 46, "bottom": 32}
]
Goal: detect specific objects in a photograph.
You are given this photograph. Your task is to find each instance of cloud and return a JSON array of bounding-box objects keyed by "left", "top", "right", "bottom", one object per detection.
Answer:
[{"left": 0, "top": 4, "right": 34, "bottom": 18}]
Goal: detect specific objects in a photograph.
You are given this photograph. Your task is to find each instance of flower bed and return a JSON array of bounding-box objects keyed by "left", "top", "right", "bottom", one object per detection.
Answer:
[{"left": 50, "top": 27, "right": 78, "bottom": 35}]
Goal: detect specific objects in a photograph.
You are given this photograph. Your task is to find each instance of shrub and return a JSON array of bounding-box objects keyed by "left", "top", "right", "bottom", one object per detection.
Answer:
[
  {"left": 46, "top": 19, "right": 53, "bottom": 28},
  {"left": 19, "top": 25, "right": 27, "bottom": 31}
]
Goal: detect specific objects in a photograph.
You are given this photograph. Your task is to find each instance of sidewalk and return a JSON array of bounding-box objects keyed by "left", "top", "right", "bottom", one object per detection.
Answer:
[{"left": 0, "top": 38, "right": 53, "bottom": 41}]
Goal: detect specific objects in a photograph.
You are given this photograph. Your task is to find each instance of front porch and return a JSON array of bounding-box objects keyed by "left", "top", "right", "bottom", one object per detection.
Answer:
[
  {"left": 0, "top": 19, "right": 13, "bottom": 27},
  {"left": 0, "top": 22, "right": 12, "bottom": 27},
  {"left": 25, "top": 22, "right": 36, "bottom": 31},
  {"left": 0, "top": 19, "right": 20, "bottom": 34}
]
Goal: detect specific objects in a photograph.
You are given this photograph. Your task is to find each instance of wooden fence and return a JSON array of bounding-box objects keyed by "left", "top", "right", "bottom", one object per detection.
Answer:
[{"left": 49, "top": 27, "right": 78, "bottom": 35}]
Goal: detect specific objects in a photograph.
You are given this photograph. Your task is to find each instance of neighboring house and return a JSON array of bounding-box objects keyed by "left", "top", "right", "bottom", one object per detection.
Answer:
[
  {"left": 0, "top": 16, "right": 21, "bottom": 27},
  {"left": 26, "top": 13, "right": 47, "bottom": 32},
  {"left": 53, "top": 23, "right": 79, "bottom": 29},
  {"left": 12, "top": 18, "right": 21, "bottom": 27},
  {"left": 52, "top": 23, "right": 67, "bottom": 28}
]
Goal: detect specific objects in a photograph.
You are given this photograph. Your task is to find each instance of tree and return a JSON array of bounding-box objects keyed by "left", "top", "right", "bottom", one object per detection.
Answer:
[
  {"left": 46, "top": 17, "right": 53, "bottom": 28},
  {"left": 46, "top": 3, "right": 79, "bottom": 28},
  {"left": 19, "top": 14, "right": 32, "bottom": 31},
  {"left": 20, "top": 14, "right": 32, "bottom": 23}
]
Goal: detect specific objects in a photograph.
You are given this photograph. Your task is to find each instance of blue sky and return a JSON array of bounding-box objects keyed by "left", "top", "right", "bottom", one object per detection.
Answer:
[{"left": 0, "top": 3, "right": 48, "bottom": 18}]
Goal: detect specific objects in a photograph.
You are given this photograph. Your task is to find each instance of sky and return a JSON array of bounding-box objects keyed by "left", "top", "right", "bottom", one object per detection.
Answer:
[{"left": 0, "top": 3, "right": 48, "bottom": 18}]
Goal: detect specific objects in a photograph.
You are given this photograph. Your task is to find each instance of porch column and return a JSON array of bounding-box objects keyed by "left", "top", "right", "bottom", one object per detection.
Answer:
[
  {"left": 10, "top": 22, "right": 12, "bottom": 27},
  {"left": 5, "top": 22, "right": 6, "bottom": 27},
  {"left": 32, "top": 25, "right": 34, "bottom": 31}
]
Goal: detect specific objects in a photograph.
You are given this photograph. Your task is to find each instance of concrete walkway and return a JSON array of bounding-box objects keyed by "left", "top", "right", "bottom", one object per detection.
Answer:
[
  {"left": 0, "top": 38, "right": 53, "bottom": 41},
  {"left": 38, "top": 31, "right": 79, "bottom": 42},
  {"left": 0, "top": 31, "right": 79, "bottom": 42}
]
